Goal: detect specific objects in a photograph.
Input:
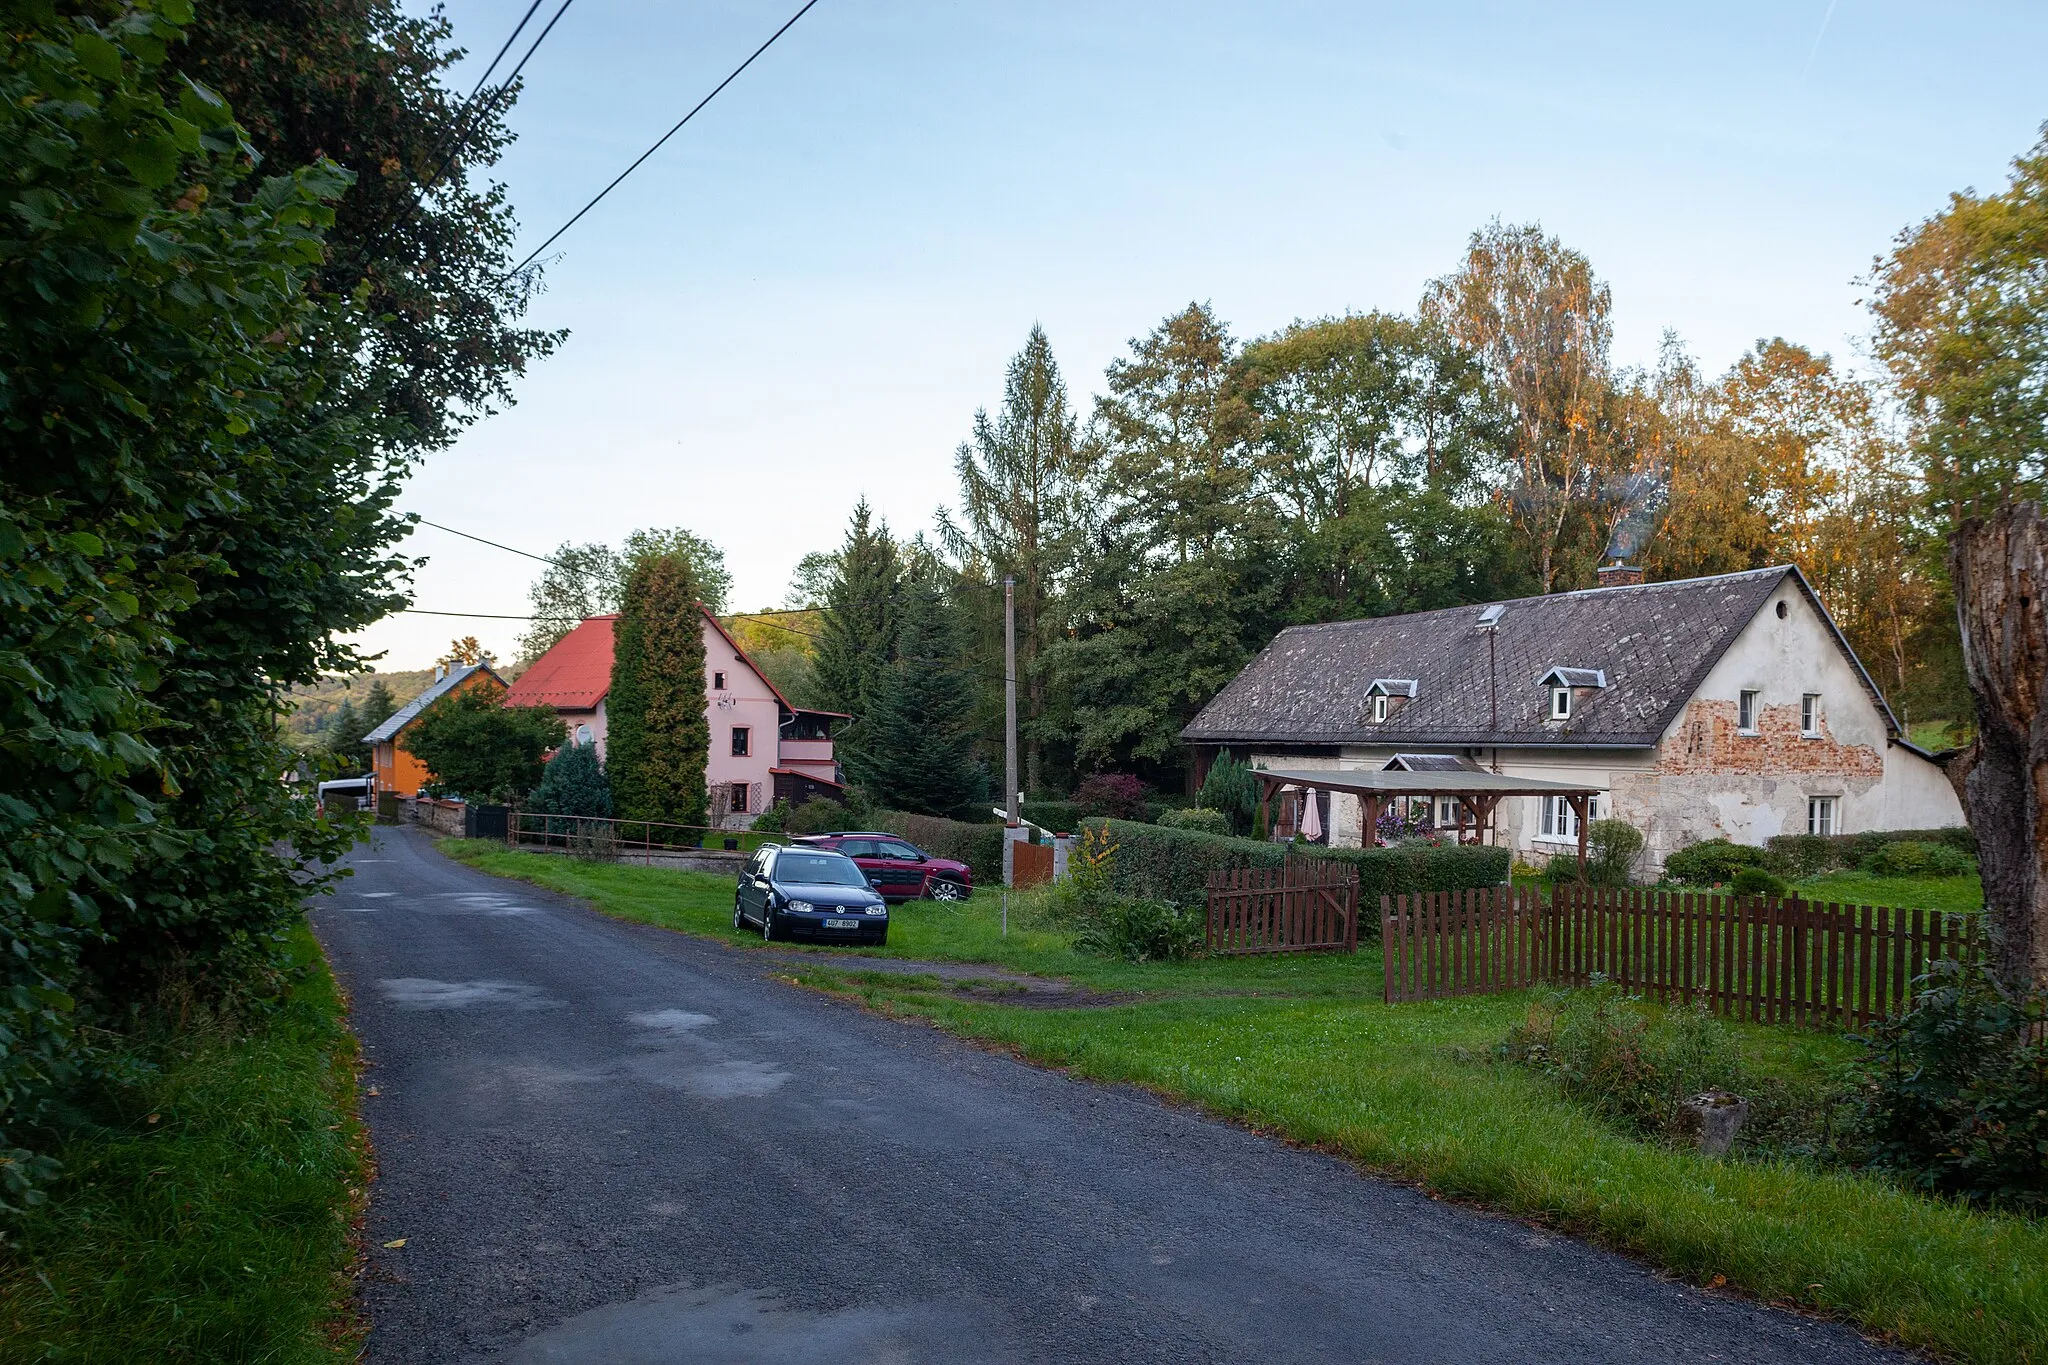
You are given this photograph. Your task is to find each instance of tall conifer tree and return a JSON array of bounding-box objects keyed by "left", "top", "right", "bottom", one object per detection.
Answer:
[
  {"left": 868, "top": 560, "right": 980, "bottom": 816},
  {"left": 813, "top": 502, "right": 901, "bottom": 786},
  {"left": 607, "top": 555, "right": 709, "bottom": 826}
]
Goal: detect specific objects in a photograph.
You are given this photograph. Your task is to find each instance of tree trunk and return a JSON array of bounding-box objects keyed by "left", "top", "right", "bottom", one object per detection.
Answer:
[{"left": 1950, "top": 502, "right": 2048, "bottom": 991}]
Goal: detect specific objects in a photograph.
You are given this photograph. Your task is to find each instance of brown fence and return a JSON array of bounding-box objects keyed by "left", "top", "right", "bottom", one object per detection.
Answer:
[
  {"left": 1207, "top": 859, "right": 1359, "bottom": 955},
  {"left": 1382, "top": 884, "right": 1977, "bottom": 1027}
]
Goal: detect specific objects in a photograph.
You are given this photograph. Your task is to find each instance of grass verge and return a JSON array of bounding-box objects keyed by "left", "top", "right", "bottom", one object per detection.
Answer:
[
  {"left": 441, "top": 841, "right": 2046, "bottom": 1364},
  {"left": 0, "top": 921, "right": 367, "bottom": 1364}
]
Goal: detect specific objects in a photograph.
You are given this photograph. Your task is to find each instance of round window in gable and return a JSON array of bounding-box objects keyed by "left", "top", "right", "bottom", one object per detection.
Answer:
[{"left": 1776, "top": 601, "right": 1788, "bottom": 619}]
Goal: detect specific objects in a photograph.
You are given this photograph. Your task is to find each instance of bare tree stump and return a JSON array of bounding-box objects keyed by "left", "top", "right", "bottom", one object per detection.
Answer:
[{"left": 1950, "top": 503, "right": 2048, "bottom": 991}]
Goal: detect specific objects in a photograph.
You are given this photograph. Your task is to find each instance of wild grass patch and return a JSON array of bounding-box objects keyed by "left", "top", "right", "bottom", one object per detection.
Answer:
[{"left": 0, "top": 922, "right": 365, "bottom": 1364}]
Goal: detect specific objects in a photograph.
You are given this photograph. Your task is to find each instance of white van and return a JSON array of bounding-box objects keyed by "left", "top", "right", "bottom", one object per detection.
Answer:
[{"left": 316, "top": 777, "right": 373, "bottom": 813}]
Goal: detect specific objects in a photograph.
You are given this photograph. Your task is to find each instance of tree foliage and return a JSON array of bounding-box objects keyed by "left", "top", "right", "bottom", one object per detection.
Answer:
[
  {"left": 519, "top": 529, "right": 730, "bottom": 660},
  {"left": 813, "top": 502, "right": 901, "bottom": 787},
  {"left": 865, "top": 557, "right": 981, "bottom": 816},
  {"left": 399, "top": 684, "right": 560, "bottom": 802},
  {"left": 606, "top": 555, "right": 709, "bottom": 826},
  {"left": 0, "top": 0, "right": 469, "bottom": 1200},
  {"left": 526, "top": 736, "right": 612, "bottom": 820}
]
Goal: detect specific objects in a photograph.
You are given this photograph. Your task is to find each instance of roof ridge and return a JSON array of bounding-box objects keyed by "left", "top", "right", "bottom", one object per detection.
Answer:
[{"left": 1275, "top": 565, "right": 1796, "bottom": 637}]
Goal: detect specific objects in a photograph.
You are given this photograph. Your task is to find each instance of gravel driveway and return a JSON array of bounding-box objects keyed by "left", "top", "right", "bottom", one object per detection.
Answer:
[{"left": 311, "top": 827, "right": 1905, "bottom": 1364}]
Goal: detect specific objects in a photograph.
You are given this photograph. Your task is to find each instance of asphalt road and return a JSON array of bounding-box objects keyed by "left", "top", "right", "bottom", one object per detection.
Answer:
[{"left": 312, "top": 828, "right": 1905, "bottom": 1364}]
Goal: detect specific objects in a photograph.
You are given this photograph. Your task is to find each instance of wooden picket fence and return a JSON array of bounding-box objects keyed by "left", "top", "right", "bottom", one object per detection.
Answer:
[
  {"left": 1382, "top": 883, "right": 1976, "bottom": 1027},
  {"left": 1206, "top": 859, "right": 1359, "bottom": 955}
]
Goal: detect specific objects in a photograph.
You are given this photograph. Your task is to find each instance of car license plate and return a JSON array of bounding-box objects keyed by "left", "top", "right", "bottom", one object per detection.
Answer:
[{"left": 824, "top": 918, "right": 860, "bottom": 929}]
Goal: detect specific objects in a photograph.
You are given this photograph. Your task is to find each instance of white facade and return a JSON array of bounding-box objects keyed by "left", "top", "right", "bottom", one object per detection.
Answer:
[{"left": 1252, "top": 579, "right": 1963, "bottom": 870}]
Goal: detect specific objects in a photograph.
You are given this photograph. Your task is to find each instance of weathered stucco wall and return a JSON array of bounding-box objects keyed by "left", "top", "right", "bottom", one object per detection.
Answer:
[{"left": 1251, "top": 577, "right": 1963, "bottom": 868}]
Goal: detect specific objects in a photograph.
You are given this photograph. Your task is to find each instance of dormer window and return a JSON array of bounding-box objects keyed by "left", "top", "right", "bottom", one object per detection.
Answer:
[
  {"left": 1537, "top": 667, "right": 1605, "bottom": 723},
  {"left": 1366, "top": 679, "right": 1416, "bottom": 725}
]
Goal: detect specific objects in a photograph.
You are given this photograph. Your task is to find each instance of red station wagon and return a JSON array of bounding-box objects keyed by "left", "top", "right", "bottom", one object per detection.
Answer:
[{"left": 792, "top": 832, "right": 974, "bottom": 903}]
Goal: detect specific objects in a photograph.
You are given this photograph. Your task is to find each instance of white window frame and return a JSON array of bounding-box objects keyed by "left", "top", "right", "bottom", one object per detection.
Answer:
[
  {"left": 1550, "top": 686, "right": 1572, "bottom": 720},
  {"left": 1738, "top": 689, "right": 1760, "bottom": 733},
  {"left": 1800, "top": 693, "right": 1821, "bottom": 738},
  {"left": 1808, "top": 796, "right": 1837, "bottom": 836},
  {"left": 1371, "top": 694, "right": 1389, "bottom": 723},
  {"left": 1537, "top": 794, "right": 1600, "bottom": 842}
]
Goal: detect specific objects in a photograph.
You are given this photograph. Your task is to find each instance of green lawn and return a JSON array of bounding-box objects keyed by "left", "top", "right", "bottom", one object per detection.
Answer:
[
  {"left": 1793, "top": 869, "right": 1984, "bottom": 913},
  {"left": 0, "top": 923, "right": 365, "bottom": 1364},
  {"left": 441, "top": 842, "right": 2045, "bottom": 1365}
]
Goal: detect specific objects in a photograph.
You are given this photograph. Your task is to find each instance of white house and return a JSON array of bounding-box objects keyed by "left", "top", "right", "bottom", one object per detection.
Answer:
[{"left": 1181, "top": 565, "right": 1964, "bottom": 870}]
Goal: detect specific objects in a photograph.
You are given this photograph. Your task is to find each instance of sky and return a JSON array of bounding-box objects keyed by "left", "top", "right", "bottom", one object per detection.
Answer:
[{"left": 351, "top": 0, "right": 2048, "bottom": 670}]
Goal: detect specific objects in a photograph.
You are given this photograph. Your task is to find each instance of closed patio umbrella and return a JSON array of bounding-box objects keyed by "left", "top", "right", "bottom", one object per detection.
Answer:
[{"left": 1301, "top": 788, "right": 1322, "bottom": 841}]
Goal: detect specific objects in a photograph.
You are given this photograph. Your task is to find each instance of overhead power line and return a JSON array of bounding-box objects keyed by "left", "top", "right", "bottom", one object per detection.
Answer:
[{"left": 506, "top": 0, "right": 823, "bottom": 276}]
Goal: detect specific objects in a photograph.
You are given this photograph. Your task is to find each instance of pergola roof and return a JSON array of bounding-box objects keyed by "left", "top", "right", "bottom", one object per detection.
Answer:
[{"left": 1251, "top": 767, "right": 1604, "bottom": 797}]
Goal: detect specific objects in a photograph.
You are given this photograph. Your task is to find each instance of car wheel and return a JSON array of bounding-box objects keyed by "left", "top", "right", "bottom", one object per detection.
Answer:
[
  {"left": 733, "top": 899, "right": 746, "bottom": 931},
  {"left": 928, "top": 878, "right": 969, "bottom": 903},
  {"left": 760, "top": 907, "right": 775, "bottom": 942}
]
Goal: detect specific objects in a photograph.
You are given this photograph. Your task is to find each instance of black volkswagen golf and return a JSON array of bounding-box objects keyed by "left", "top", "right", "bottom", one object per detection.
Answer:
[{"left": 733, "top": 844, "right": 890, "bottom": 946}]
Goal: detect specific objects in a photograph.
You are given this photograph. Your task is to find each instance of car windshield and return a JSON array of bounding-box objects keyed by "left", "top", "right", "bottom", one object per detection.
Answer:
[{"left": 774, "top": 853, "right": 868, "bottom": 887}]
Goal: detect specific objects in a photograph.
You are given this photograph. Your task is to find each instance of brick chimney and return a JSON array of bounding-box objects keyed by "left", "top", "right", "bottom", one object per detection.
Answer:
[{"left": 1596, "top": 561, "right": 1644, "bottom": 589}]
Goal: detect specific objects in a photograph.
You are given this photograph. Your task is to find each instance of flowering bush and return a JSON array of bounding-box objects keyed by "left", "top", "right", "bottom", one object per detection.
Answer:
[{"left": 1075, "top": 772, "right": 1150, "bottom": 821}]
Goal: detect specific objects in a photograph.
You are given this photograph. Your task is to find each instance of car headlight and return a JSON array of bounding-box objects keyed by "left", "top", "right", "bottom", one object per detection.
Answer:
[
  {"left": 866, "top": 904, "right": 886, "bottom": 915},
  {"left": 784, "top": 899, "right": 814, "bottom": 913}
]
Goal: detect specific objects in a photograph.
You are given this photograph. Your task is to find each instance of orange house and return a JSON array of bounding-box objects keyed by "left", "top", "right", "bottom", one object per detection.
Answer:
[{"left": 364, "top": 661, "right": 508, "bottom": 799}]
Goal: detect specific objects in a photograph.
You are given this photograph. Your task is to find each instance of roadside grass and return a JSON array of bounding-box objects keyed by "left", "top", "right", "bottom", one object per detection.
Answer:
[
  {"left": 441, "top": 841, "right": 2046, "bottom": 1364},
  {"left": 0, "top": 922, "right": 365, "bottom": 1364}
]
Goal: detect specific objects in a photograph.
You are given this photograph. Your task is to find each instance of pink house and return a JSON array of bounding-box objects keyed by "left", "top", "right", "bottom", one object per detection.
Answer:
[{"left": 504, "top": 609, "right": 847, "bottom": 826}]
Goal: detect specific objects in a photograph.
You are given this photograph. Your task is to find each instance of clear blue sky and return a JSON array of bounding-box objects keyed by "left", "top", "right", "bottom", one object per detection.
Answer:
[{"left": 354, "top": 0, "right": 2048, "bottom": 669}]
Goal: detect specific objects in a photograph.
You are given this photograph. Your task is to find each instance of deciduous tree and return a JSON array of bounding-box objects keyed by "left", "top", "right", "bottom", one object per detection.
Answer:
[{"left": 400, "top": 687, "right": 562, "bottom": 802}]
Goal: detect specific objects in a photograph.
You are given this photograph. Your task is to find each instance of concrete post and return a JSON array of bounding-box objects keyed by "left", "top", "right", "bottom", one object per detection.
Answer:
[{"left": 1051, "top": 832, "right": 1077, "bottom": 883}]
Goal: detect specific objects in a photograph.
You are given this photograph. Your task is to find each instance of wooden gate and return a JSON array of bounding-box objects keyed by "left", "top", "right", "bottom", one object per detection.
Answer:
[
  {"left": 1206, "top": 859, "right": 1359, "bottom": 955},
  {"left": 1012, "top": 839, "right": 1054, "bottom": 889}
]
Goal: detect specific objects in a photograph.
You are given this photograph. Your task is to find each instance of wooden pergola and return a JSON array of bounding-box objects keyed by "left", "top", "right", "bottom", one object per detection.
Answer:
[{"left": 1252, "top": 767, "right": 1607, "bottom": 874}]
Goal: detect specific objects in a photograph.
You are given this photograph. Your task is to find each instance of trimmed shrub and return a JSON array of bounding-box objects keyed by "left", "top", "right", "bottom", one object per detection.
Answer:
[
  {"left": 1075, "top": 773, "right": 1151, "bottom": 820},
  {"left": 1765, "top": 826, "right": 1978, "bottom": 876},
  {"left": 1157, "top": 806, "right": 1231, "bottom": 835},
  {"left": 1862, "top": 839, "right": 1977, "bottom": 878},
  {"left": 1586, "top": 819, "right": 1645, "bottom": 887},
  {"left": 1730, "top": 866, "right": 1790, "bottom": 898},
  {"left": 1021, "top": 800, "right": 1083, "bottom": 834},
  {"left": 1662, "top": 838, "right": 1767, "bottom": 886},
  {"left": 877, "top": 811, "right": 1007, "bottom": 885},
  {"left": 1085, "top": 819, "right": 1509, "bottom": 914},
  {"left": 750, "top": 799, "right": 792, "bottom": 833},
  {"left": 784, "top": 798, "right": 850, "bottom": 837},
  {"left": 1767, "top": 833, "right": 1834, "bottom": 878}
]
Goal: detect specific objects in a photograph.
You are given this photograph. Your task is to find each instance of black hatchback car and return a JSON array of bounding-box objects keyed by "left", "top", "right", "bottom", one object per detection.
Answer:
[{"left": 733, "top": 845, "right": 890, "bottom": 946}]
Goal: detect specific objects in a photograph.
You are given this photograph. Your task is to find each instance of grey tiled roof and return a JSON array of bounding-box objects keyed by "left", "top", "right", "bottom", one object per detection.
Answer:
[
  {"left": 362, "top": 662, "right": 504, "bottom": 744},
  {"left": 1183, "top": 567, "right": 1874, "bottom": 749}
]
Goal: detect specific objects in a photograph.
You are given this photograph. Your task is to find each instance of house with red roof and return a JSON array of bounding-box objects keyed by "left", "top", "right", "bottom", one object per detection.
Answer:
[{"left": 504, "top": 609, "right": 847, "bottom": 825}]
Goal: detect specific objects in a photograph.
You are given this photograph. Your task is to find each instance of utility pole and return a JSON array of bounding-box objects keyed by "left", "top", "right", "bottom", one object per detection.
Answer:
[
  {"left": 1004, "top": 576, "right": 1019, "bottom": 826},
  {"left": 1003, "top": 576, "right": 1019, "bottom": 929}
]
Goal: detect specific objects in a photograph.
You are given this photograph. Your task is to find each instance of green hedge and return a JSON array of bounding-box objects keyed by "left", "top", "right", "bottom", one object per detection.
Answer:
[
  {"left": 877, "top": 811, "right": 1007, "bottom": 885},
  {"left": 1021, "top": 800, "right": 1084, "bottom": 834},
  {"left": 1763, "top": 827, "right": 1975, "bottom": 878},
  {"left": 1085, "top": 819, "right": 1510, "bottom": 915}
]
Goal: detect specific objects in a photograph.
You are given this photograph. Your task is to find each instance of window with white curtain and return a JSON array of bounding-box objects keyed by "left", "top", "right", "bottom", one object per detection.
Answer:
[
  {"left": 1538, "top": 794, "right": 1600, "bottom": 840},
  {"left": 1808, "top": 796, "right": 1837, "bottom": 836}
]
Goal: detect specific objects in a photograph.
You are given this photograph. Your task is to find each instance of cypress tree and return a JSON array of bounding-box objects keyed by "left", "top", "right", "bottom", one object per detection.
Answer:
[
  {"left": 867, "top": 566, "right": 980, "bottom": 816},
  {"left": 813, "top": 501, "right": 901, "bottom": 786},
  {"left": 362, "top": 679, "right": 399, "bottom": 731},
  {"left": 607, "top": 554, "right": 710, "bottom": 826}
]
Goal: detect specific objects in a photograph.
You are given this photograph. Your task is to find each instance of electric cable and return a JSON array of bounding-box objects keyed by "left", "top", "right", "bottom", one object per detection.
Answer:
[{"left": 505, "top": 0, "right": 822, "bottom": 276}]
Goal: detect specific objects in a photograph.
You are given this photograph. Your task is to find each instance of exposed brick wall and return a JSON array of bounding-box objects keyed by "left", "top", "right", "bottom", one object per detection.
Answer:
[{"left": 1654, "top": 699, "right": 1883, "bottom": 780}]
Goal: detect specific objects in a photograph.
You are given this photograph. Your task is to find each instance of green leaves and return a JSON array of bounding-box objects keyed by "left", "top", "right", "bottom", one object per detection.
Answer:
[{"left": 70, "top": 32, "right": 123, "bottom": 83}]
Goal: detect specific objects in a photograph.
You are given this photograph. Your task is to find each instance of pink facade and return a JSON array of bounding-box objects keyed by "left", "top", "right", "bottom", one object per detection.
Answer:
[{"left": 506, "top": 609, "right": 845, "bottom": 827}]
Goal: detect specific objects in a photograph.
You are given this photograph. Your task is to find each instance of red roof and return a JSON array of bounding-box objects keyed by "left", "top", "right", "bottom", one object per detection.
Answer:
[{"left": 505, "top": 615, "right": 616, "bottom": 711}]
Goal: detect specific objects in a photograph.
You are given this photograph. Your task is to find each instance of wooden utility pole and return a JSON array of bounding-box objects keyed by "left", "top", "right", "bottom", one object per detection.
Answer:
[
  {"left": 1004, "top": 576, "right": 1019, "bottom": 827},
  {"left": 1951, "top": 503, "right": 2048, "bottom": 990}
]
